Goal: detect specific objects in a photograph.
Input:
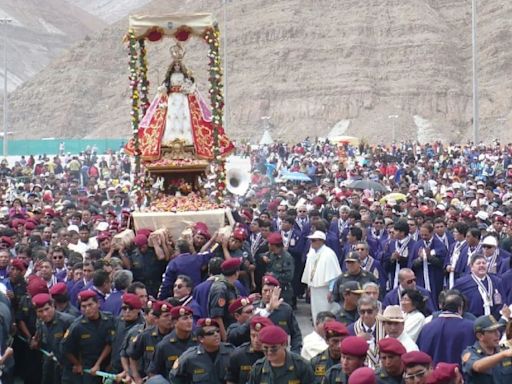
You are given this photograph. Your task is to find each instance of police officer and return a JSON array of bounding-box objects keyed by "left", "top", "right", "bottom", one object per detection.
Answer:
[
  {"left": 337, "top": 281, "right": 364, "bottom": 325},
  {"left": 49, "top": 282, "right": 81, "bottom": 317},
  {"left": 169, "top": 318, "right": 234, "bottom": 384},
  {"left": 226, "top": 316, "right": 272, "bottom": 384},
  {"left": 462, "top": 315, "right": 512, "bottom": 384},
  {"left": 255, "top": 274, "right": 303, "bottom": 354},
  {"left": 31, "top": 293, "right": 76, "bottom": 384},
  {"left": 311, "top": 321, "right": 349, "bottom": 384},
  {"left": 332, "top": 252, "right": 378, "bottom": 304},
  {"left": 127, "top": 300, "right": 174, "bottom": 383},
  {"left": 62, "top": 289, "right": 116, "bottom": 384},
  {"left": 401, "top": 351, "right": 432, "bottom": 384},
  {"left": 207, "top": 258, "right": 241, "bottom": 341},
  {"left": 348, "top": 367, "right": 377, "bottom": 384},
  {"left": 148, "top": 306, "right": 197, "bottom": 378},
  {"left": 266, "top": 232, "right": 295, "bottom": 306},
  {"left": 226, "top": 296, "right": 254, "bottom": 347},
  {"left": 322, "top": 336, "right": 369, "bottom": 384},
  {"left": 247, "top": 325, "right": 314, "bottom": 384},
  {"left": 375, "top": 338, "right": 406, "bottom": 384},
  {"left": 110, "top": 293, "right": 144, "bottom": 377}
]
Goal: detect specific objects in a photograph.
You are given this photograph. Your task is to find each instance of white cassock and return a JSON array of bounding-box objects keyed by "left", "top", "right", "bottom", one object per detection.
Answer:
[{"left": 302, "top": 244, "right": 342, "bottom": 322}]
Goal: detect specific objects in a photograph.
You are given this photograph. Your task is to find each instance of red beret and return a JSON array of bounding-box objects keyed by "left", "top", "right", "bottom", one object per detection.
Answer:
[
  {"left": 262, "top": 274, "right": 280, "bottom": 287},
  {"left": 49, "top": 282, "right": 68, "bottom": 296},
  {"left": 96, "top": 232, "right": 111, "bottom": 242},
  {"left": 427, "top": 363, "right": 458, "bottom": 384},
  {"left": 24, "top": 222, "right": 36, "bottom": 230},
  {"left": 122, "top": 293, "right": 142, "bottom": 310},
  {"left": 197, "top": 318, "right": 220, "bottom": 328},
  {"left": 170, "top": 305, "right": 193, "bottom": 319},
  {"left": 11, "top": 219, "right": 25, "bottom": 228},
  {"left": 152, "top": 300, "right": 172, "bottom": 314},
  {"left": 10, "top": 258, "right": 27, "bottom": 271},
  {"left": 228, "top": 297, "right": 253, "bottom": 314},
  {"left": 78, "top": 290, "right": 97, "bottom": 302},
  {"left": 401, "top": 351, "right": 432, "bottom": 366},
  {"left": 267, "top": 232, "right": 283, "bottom": 245},
  {"left": 195, "top": 228, "right": 211, "bottom": 240},
  {"left": 494, "top": 216, "right": 506, "bottom": 224},
  {"left": 221, "top": 258, "right": 242, "bottom": 275},
  {"left": 232, "top": 228, "right": 246, "bottom": 241},
  {"left": 31, "top": 293, "right": 52, "bottom": 309},
  {"left": 340, "top": 336, "right": 369, "bottom": 357},
  {"left": 250, "top": 316, "right": 274, "bottom": 331},
  {"left": 106, "top": 210, "right": 116, "bottom": 217},
  {"left": 312, "top": 196, "right": 325, "bottom": 205},
  {"left": 348, "top": 367, "right": 376, "bottom": 384},
  {"left": 27, "top": 277, "right": 49, "bottom": 297},
  {"left": 324, "top": 321, "right": 349, "bottom": 338},
  {"left": 241, "top": 209, "right": 253, "bottom": 222},
  {"left": 134, "top": 234, "right": 148, "bottom": 247},
  {"left": 43, "top": 208, "right": 55, "bottom": 217},
  {"left": 1, "top": 236, "right": 14, "bottom": 247},
  {"left": 258, "top": 325, "right": 288, "bottom": 345},
  {"left": 378, "top": 338, "right": 407, "bottom": 356},
  {"left": 194, "top": 222, "right": 209, "bottom": 233}
]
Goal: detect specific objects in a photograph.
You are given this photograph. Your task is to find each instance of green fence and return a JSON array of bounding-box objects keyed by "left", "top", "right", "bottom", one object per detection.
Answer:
[{"left": 0, "top": 139, "right": 127, "bottom": 156}]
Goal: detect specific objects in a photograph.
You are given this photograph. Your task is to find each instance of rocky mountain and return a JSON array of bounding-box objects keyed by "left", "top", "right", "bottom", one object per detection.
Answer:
[
  {"left": 0, "top": 0, "right": 105, "bottom": 91},
  {"left": 6, "top": 0, "right": 512, "bottom": 143},
  {"left": 65, "top": 0, "right": 151, "bottom": 23}
]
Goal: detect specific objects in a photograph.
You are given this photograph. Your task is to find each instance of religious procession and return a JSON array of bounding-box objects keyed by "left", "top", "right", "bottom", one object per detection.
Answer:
[{"left": 0, "top": 8, "right": 511, "bottom": 384}]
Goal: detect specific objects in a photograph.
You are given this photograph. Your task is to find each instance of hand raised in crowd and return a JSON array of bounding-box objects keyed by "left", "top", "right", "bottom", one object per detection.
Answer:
[{"left": 268, "top": 286, "right": 283, "bottom": 312}]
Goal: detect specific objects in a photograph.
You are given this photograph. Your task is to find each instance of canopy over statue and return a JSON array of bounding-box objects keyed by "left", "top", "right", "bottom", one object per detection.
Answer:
[{"left": 125, "top": 13, "right": 234, "bottom": 162}]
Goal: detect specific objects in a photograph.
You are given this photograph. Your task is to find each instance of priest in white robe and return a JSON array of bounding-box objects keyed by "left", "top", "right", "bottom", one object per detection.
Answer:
[{"left": 302, "top": 231, "right": 342, "bottom": 322}]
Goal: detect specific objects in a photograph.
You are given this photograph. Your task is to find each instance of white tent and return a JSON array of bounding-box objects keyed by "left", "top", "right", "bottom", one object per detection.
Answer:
[{"left": 259, "top": 130, "right": 274, "bottom": 145}]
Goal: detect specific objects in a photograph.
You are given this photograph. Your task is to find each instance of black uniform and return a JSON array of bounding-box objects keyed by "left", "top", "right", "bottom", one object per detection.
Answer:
[
  {"left": 37, "top": 311, "right": 76, "bottom": 384},
  {"left": 259, "top": 302, "right": 303, "bottom": 354},
  {"left": 61, "top": 311, "right": 115, "bottom": 384},
  {"left": 129, "top": 247, "right": 168, "bottom": 297},
  {"left": 110, "top": 314, "right": 144, "bottom": 373},
  {"left": 248, "top": 351, "right": 315, "bottom": 384},
  {"left": 462, "top": 341, "right": 512, "bottom": 384},
  {"left": 226, "top": 321, "right": 250, "bottom": 347},
  {"left": 225, "top": 341, "right": 264, "bottom": 384},
  {"left": 311, "top": 349, "right": 339, "bottom": 384},
  {"left": 322, "top": 363, "right": 349, "bottom": 384},
  {"left": 267, "top": 250, "right": 295, "bottom": 306},
  {"left": 169, "top": 343, "right": 235, "bottom": 384},
  {"left": 332, "top": 271, "right": 378, "bottom": 303},
  {"left": 127, "top": 325, "right": 171, "bottom": 378},
  {"left": 60, "top": 302, "right": 81, "bottom": 318},
  {"left": 207, "top": 277, "right": 239, "bottom": 328},
  {"left": 148, "top": 330, "right": 198, "bottom": 377},
  {"left": 375, "top": 367, "right": 404, "bottom": 384}
]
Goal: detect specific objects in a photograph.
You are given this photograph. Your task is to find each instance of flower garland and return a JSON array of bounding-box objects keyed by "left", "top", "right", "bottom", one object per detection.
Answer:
[
  {"left": 204, "top": 24, "right": 226, "bottom": 202},
  {"left": 138, "top": 39, "right": 150, "bottom": 117},
  {"left": 128, "top": 29, "right": 141, "bottom": 177}
]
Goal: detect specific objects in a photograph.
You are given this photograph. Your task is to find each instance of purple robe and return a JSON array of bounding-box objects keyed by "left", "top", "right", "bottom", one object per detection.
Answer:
[{"left": 453, "top": 274, "right": 505, "bottom": 319}]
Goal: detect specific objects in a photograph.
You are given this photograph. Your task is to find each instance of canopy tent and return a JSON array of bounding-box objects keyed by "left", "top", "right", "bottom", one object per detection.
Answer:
[
  {"left": 259, "top": 130, "right": 274, "bottom": 145},
  {"left": 127, "top": 14, "right": 215, "bottom": 41}
]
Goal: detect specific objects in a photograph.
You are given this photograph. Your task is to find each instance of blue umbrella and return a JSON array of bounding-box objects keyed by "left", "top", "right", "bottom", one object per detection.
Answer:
[{"left": 280, "top": 172, "right": 312, "bottom": 182}]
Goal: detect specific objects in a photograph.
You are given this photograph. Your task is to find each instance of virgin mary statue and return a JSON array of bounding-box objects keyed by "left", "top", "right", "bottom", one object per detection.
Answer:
[{"left": 126, "top": 44, "right": 234, "bottom": 161}]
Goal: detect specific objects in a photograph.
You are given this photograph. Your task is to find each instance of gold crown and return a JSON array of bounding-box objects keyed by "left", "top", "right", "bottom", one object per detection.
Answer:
[{"left": 170, "top": 43, "right": 185, "bottom": 62}]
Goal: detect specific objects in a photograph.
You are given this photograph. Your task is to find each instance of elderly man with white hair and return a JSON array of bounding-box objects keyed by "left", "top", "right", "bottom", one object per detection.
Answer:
[{"left": 302, "top": 231, "right": 342, "bottom": 322}]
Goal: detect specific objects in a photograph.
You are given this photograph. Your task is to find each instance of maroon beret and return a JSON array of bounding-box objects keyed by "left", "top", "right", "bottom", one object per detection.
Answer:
[
  {"left": 49, "top": 282, "right": 68, "bottom": 296},
  {"left": 228, "top": 297, "right": 253, "bottom": 314},
  {"left": 78, "top": 290, "right": 97, "bottom": 302},
  {"left": 194, "top": 222, "right": 209, "bottom": 233},
  {"left": 378, "top": 338, "right": 407, "bottom": 356},
  {"left": 96, "top": 232, "right": 111, "bottom": 242},
  {"left": 11, "top": 219, "right": 25, "bottom": 228},
  {"left": 401, "top": 351, "right": 432, "bottom": 366},
  {"left": 152, "top": 300, "right": 172, "bottom": 314},
  {"left": 232, "top": 228, "right": 246, "bottom": 241},
  {"left": 195, "top": 227, "right": 211, "bottom": 240},
  {"left": 312, "top": 196, "right": 325, "bottom": 205},
  {"left": 348, "top": 367, "right": 376, "bottom": 384},
  {"left": 10, "top": 258, "right": 27, "bottom": 271},
  {"left": 170, "top": 305, "right": 193, "bottom": 319},
  {"left": 221, "top": 258, "right": 242, "bottom": 275},
  {"left": 267, "top": 232, "right": 283, "bottom": 245},
  {"left": 258, "top": 325, "right": 288, "bottom": 345},
  {"left": 27, "top": 277, "right": 49, "bottom": 297},
  {"left": 324, "top": 321, "right": 349, "bottom": 338},
  {"left": 122, "top": 293, "right": 142, "bottom": 310},
  {"left": 250, "top": 316, "right": 274, "bottom": 331},
  {"left": 24, "top": 222, "right": 36, "bottom": 230},
  {"left": 494, "top": 216, "right": 506, "bottom": 224},
  {"left": 262, "top": 274, "right": 280, "bottom": 287},
  {"left": 1, "top": 236, "right": 14, "bottom": 248},
  {"left": 428, "top": 363, "right": 458, "bottom": 384},
  {"left": 340, "top": 336, "right": 369, "bottom": 357},
  {"left": 134, "top": 234, "right": 148, "bottom": 247},
  {"left": 197, "top": 318, "right": 220, "bottom": 328},
  {"left": 31, "top": 293, "right": 52, "bottom": 309},
  {"left": 43, "top": 208, "right": 56, "bottom": 217}
]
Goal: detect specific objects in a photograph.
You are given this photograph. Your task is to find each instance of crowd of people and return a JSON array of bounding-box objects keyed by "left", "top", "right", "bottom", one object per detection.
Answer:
[{"left": 0, "top": 138, "right": 511, "bottom": 383}]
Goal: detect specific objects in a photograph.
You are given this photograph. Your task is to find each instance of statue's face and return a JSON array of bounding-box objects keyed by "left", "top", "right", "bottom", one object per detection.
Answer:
[{"left": 174, "top": 63, "right": 181, "bottom": 71}]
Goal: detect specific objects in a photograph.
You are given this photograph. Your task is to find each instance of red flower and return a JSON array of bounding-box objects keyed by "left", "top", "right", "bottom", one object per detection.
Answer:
[
  {"left": 175, "top": 28, "right": 191, "bottom": 42},
  {"left": 147, "top": 30, "right": 162, "bottom": 42}
]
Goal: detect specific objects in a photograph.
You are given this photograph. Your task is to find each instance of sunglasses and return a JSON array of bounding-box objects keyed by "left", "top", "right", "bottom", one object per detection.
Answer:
[
  {"left": 121, "top": 305, "right": 134, "bottom": 311},
  {"left": 482, "top": 245, "right": 495, "bottom": 249},
  {"left": 355, "top": 248, "right": 366, "bottom": 251},
  {"left": 204, "top": 329, "right": 220, "bottom": 336},
  {"left": 262, "top": 345, "right": 281, "bottom": 353},
  {"left": 405, "top": 278, "right": 416, "bottom": 284},
  {"left": 404, "top": 368, "right": 427, "bottom": 380},
  {"left": 174, "top": 284, "right": 184, "bottom": 289}
]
